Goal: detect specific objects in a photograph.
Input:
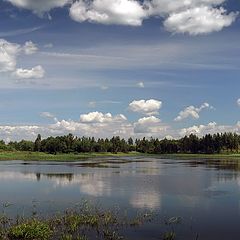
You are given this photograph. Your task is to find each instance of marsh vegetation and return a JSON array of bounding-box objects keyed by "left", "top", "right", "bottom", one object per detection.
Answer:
[{"left": 0, "top": 202, "right": 161, "bottom": 240}]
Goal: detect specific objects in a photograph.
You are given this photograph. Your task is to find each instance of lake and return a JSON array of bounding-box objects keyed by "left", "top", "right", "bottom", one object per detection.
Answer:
[{"left": 0, "top": 156, "right": 240, "bottom": 239}]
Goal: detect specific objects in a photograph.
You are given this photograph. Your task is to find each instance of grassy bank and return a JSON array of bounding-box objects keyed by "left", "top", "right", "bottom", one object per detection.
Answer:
[
  {"left": 0, "top": 151, "right": 142, "bottom": 161},
  {"left": 0, "top": 151, "right": 239, "bottom": 161}
]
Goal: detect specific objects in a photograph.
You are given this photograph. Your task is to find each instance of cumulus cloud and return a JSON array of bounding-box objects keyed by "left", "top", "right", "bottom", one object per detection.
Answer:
[
  {"left": 80, "top": 111, "right": 127, "bottom": 123},
  {"left": 0, "top": 125, "right": 41, "bottom": 142},
  {"left": 174, "top": 102, "right": 213, "bottom": 121},
  {"left": 22, "top": 41, "right": 38, "bottom": 55},
  {"left": 54, "top": 114, "right": 131, "bottom": 139},
  {"left": 6, "top": 0, "right": 237, "bottom": 35},
  {"left": 146, "top": 0, "right": 225, "bottom": 15},
  {"left": 0, "top": 108, "right": 130, "bottom": 141},
  {"left": 179, "top": 121, "right": 240, "bottom": 137},
  {"left": 13, "top": 65, "right": 45, "bottom": 79},
  {"left": 133, "top": 116, "right": 171, "bottom": 138},
  {"left": 129, "top": 99, "right": 162, "bottom": 116},
  {"left": 0, "top": 39, "right": 20, "bottom": 72},
  {"left": 6, "top": 0, "right": 71, "bottom": 16},
  {"left": 69, "top": 0, "right": 147, "bottom": 26},
  {"left": 148, "top": 0, "right": 237, "bottom": 34},
  {"left": 0, "top": 113, "right": 239, "bottom": 142},
  {"left": 134, "top": 116, "right": 161, "bottom": 133},
  {"left": 0, "top": 39, "right": 44, "bottom": 81},
  {"left": 164, "top": 6, "right": 237, "bottom": 35},
  {"left": 237, "top": 98, "right": 240, "bottom": 107},
  {"left": 69, "top": 0, "right": 237, "bottom": 34}
]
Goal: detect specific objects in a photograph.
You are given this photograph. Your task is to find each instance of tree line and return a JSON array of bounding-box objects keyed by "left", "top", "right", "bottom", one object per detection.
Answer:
[{"left": 0, "top": 132, "right": 239, "bottom": 154}]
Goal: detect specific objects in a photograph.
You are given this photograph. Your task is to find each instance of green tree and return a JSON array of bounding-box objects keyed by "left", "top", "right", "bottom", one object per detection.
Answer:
[{"left": 34, "top": 134, "right": 42, "bottom": 152}]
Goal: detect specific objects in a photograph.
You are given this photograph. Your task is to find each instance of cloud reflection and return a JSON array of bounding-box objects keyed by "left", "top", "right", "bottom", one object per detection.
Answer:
[{"left": 130, "top": 191, "right": 161, "bottom": 210}]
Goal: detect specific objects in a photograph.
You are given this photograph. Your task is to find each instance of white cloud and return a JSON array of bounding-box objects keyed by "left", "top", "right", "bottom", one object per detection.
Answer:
[
  {"left": 0, "top": 110, "right": 131, "bottom": 142},
  {"left": 174, "top": 102, "right": 213, "bottom": 121},
  {"left": 23, "top": 41, "right": 38, "bottom": 55},
  {"left": 7, "top": 0, "right": 71, "bottom": 16},
  {"left": 48, "top": 117, "right": 131, "bottom": 139},
  {"left": 133, "top": 116, "right": 170, "bottom": 137},
  {"left": 69, "top": 0, "right": 237, "bottom": 34},
  {"left": 0, "top": 39, "right": 20, "bottom": 72},
  {"left": 6, "top": 0, "right": 237, "bottom": 35},
  {"left": 13, "top": 65, "right": 45, "bottom": 79},
  {"left": 164, "top": 6, "right": 237, "bottom": 35},
  {"left": 40, "top": 112, "right": 58, "bottom": 122},
  {"left": 0, "top": 113, "right": 239, "bottom": 142},
  {"left": 80, "top": 111, "right": 127, "bottom": 123},
  {"left": 237, "top": 98, "right": 240, "bottom": 107},
  {"left": 179, "top": 121, "right": 240, "bottom": 137},
  {"left": 147, "top": 0, "right": 225, "bottom": 15},
  {"left": 0, "top": 125, "right": 41, "bottom": 142},
  {"left": 137, "top": 81, "right": 144, "bottom": 88},
  {"left": 134, "top": 116, "right": 162, "bottom": 133},
  {"left": 0, "top": 39, "right": 44, "bottom": 82},
  {"left": 69, "top": 0, "right": 147, "bottom": 26},
  {"left": 129, "top": 99, "right": 162, "bottom": 115},
  {"left": 80, "top": 112, "right": 113, "bottom": 123},
  {"left": 40, "top": 112, "right": 55, "bottom": 118}
]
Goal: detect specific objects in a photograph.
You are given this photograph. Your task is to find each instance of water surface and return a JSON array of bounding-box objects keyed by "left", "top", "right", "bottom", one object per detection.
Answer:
[{"left": 0, "top": 157, "right": 240, "bottom": 239}]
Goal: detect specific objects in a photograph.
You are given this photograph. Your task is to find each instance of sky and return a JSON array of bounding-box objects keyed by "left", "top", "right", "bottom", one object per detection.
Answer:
[{"left": 0, "top": 0, "right": 240, "bottom": 141}]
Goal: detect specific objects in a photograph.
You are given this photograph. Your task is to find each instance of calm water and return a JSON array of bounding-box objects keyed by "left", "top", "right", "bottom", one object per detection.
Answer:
[{"left": 0, "top": 156, "right": 240, "bottom": 239}]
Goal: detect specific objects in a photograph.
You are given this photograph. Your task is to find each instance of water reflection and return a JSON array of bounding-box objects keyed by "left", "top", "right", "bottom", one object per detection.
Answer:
[
  {"left": 1, "top": 157, "right": 240, "bottom": 239},
  {"left": 130, "top": 191, "right": 161, "bottom": 209},
  {"left": 0, "top": 171, "right": 36, "bottom": 181},
  {"left": 49, "top": 173, "right": 112, "bottom": 197}
]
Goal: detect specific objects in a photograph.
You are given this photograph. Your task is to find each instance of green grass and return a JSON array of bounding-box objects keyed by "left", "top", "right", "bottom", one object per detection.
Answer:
[
  {"left": 0, "top": 151, "right": 142, "bottom": 161},
  {"left": 0, "top": 151, "right": 240, "bottom": 162},
  {"left": 8, "top": 220, "right": 52, "bottom": 240}
]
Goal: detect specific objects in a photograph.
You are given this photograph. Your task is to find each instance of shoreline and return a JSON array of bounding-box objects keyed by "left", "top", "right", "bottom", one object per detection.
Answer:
[
  {"left": 0, "top": 151, "right": 142, "bottom": 161},
  {"left": 0, "top": 151, "right": 239, "bottom": 161}
]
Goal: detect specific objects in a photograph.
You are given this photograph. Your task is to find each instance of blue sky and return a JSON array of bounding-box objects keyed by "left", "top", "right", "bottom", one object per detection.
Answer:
[{"left": 0, "top": 0, "right": 239, "bottom": 141}]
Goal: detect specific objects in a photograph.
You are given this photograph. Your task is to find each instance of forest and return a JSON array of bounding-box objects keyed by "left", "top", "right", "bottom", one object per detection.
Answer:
[{"left": 0, "top": 132, "right": 239, "bottom": 154}]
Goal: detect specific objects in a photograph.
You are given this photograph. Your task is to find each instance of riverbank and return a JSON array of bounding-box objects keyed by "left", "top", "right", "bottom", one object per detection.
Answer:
[
  {"left": 0, "top": 151, "right": 142, "bottom": 161},
  {"left": 0, "top": 151, "right": 239, "bottom": 161}
]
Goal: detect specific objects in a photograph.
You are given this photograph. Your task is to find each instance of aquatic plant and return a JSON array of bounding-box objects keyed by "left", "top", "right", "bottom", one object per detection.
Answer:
[
  {"left": 8, "top": 220, "right": 52, "bottom": 240},
  {"left": 0, "top": 202, "right": 153, "bottom": 240}
]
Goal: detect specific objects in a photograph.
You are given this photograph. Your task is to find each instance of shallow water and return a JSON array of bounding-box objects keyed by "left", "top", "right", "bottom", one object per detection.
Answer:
[{"left": 0, "top": 156, "right": 240, "bottom": 239}]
